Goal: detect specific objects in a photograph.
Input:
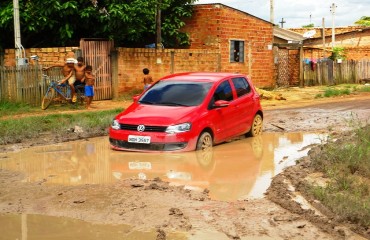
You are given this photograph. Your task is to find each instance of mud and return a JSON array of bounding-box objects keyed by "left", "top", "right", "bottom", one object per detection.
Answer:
[{"left": 0, "top": 90, "right": 369, "bottom": 239}]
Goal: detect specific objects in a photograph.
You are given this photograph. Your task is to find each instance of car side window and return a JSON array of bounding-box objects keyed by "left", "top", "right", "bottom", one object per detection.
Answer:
[
  {"left": 232, "top": 77, "right": 251, "bottom": 98},
  {"left": 213, "top": 80, "right": 234, "bottom": 102}
]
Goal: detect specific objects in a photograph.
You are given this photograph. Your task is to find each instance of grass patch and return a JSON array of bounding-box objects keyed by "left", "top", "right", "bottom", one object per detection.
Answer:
[
  {"left": 314, "top": 84, "right": 370, "bottom": 98},
  {"left": 0, "top": 100, "right": 88, "bottom": 117},
  {"left": 0, "top": 108, "right": 123, "bottom": 145},
  {"left": 308, "top": 123, "right": 370, "bottom": 227},
  {"left": 116, "top": 89, "right": 143, "bottom": 101},
  {"left": 357, "top": 85, "right": 370, "bottom": 93},
  {"left": 323, "top": 87, "right": 351, "bottom": 97},
  {"left": 0, "top": 101, "right": 37, "bottom": 117}
]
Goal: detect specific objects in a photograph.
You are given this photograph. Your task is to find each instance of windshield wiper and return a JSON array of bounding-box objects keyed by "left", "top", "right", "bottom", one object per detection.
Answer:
[
  {"left": 139, "top": 100, "right": 155, "bottom": 105},
  {"left": 157, "top": 102, "right": 189, "bottom": 107}
]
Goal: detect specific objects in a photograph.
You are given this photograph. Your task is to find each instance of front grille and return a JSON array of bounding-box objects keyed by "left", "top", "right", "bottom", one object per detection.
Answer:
[
  {"left": 109, "top": 138, "right": 187, "bottom": 151},
  {"left": 119, "top": 124, "right": 167, "bottom": 132}
]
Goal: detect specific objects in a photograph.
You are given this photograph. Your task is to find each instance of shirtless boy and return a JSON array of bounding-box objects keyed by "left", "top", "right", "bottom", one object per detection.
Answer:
[
  {"left": 143, "top": 68, "right": 153, "bottom": 90},
  {"left": 74, "top": 57, "right": 86, "bottom": 86},
  {"left": 84, "top": 65, "right": 95, "bottom": 109},
  {"left": 43, "top": 58, "right": 77, "bottom": 102}
]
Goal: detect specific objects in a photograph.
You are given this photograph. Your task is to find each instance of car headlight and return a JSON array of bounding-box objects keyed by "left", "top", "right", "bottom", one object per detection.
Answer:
[
  {"left": 111, "top": 119, "right": 120, "bottom": 130},
  {"left": 165, "top": 123, "right": 191, "bottom": 134}
]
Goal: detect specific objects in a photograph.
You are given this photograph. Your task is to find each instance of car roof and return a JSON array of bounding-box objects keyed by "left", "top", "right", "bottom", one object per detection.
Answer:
[{"left": 159, "top": 72, "right": 247, "bottom": 82}]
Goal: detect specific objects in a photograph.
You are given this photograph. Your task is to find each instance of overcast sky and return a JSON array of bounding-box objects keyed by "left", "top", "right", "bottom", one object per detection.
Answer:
[{"left": 195, "top": 0, "right": 370, "bottom": 28}]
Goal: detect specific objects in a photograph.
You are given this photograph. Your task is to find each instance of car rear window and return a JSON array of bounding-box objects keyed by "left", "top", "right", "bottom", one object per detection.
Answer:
[{"left": 139, "top": 81, "right": 213, "bottom": 106}]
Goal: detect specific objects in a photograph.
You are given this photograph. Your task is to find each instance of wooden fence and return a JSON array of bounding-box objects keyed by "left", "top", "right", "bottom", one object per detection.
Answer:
[
  {"left": 303, "top": 59, "right": 370, "bottom": 86},
  {"left": 1, "top": 65, "right": 41, "bottom": 106},
  {"left": 0, "top": 65, "right": 64, "bottom": 106},
  {"left": 0, "top": 64, "right": 111, "bottom": 106}
]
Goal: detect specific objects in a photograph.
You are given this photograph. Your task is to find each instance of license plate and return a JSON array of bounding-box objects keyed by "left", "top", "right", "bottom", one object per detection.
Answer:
[
  {"left": 129, "top": 162, "right": 152, "bottom": 170},
  {"left": 128, "top": 135, "right": 151, "bottom": 144}
]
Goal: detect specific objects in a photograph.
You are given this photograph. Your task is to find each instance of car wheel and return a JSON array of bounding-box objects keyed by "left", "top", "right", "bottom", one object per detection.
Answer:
[
  {"left": 196, "top": 131, "right": 213, "bottom": 151},
  {"left": 248, "top": 114, "right": 263, "bottom": 137}
]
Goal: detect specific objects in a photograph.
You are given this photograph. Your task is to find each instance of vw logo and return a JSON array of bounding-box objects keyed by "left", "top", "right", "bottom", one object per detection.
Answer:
[{"left": 137, "top": 125, "right": 145, "bottom": 132}]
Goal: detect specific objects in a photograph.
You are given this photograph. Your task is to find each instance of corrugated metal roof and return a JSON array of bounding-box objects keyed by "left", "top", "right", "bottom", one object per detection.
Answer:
[{"left": 273, "top": 27, "right": 304, "bottom": 41}]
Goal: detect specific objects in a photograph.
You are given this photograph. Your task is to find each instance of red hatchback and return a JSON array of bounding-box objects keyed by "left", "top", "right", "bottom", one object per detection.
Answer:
[{"left": 109, "top": 72, "right": 263, "bottom": 152}]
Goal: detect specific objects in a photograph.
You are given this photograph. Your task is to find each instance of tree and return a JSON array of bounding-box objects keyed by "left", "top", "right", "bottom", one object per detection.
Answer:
[
  {"left": 354, "top": 16, "right": 370, "bottom": 26},
  {"left": 0, "top": 0, "right": 195, "bottom": 49},
  {"left": 302, "top": 23, "right": 314, "bottom": 28}
]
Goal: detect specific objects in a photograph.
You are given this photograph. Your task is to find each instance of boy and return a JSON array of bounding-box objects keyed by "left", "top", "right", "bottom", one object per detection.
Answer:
[
  {"left": 143, "top": 68, "right": 153, "bottom": 90},
  {"left": 84, "top": 65, "right": 95, "bottom": 109},
  {"left": 74, "top": 56, "right": 86, "bottom": 86},
  {"left": 43, "top": 57, "right": 77, "bottom": 102}
]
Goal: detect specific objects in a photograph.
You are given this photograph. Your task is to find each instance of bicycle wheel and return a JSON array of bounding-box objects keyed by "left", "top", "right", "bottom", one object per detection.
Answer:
[{"left": 41, "top": 88, "right": 55, "bottom": 110}]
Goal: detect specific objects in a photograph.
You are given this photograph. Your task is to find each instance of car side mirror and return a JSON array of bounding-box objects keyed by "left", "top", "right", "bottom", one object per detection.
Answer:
[
  {"left": 132, "top": 95, "right": 140, "bottom": 102},
  {"left": 213, "top": 100, "right": 229, "bottom": 108}
]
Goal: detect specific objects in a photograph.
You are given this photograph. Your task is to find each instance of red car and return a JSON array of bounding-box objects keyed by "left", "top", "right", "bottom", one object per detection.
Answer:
[{"left": 109, "top": 72, "right": 263, "bottom": 152}]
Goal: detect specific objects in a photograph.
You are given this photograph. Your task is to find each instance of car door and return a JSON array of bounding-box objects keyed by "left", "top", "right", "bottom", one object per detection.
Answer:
[
  {"left": 208, "top": 79, "right": 239, "bottom": 142},
  {"left": 230, "top": 77, "right": 255, "bottom": 134}
]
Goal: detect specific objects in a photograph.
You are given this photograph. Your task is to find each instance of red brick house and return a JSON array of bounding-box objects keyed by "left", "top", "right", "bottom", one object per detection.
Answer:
[{"left": 181, "top": 4, "right": 275, "bottom": 88}]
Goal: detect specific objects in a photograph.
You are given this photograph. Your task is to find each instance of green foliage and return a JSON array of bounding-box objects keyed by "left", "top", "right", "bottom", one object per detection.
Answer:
[
  {"left": 355, "top": 16, "right": 370, "bottom": 26},
  {"left": 0, "top": 0, "right": 195, "bottom": 48},
  {"left": 302, "top": 23, "right": 314, "bottom": 28},
  {"left": 329, "top": 46, "right": 346, "bottom": 61}
]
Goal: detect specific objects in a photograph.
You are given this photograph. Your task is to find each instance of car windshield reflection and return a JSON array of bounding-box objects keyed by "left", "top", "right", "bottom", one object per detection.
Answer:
[{"left": 140, "top": 81, "right": 213, "bottom": 107}]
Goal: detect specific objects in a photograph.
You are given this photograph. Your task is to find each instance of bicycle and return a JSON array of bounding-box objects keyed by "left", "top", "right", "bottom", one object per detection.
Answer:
[{"left": 41, "top": 74, "right": 85, "bottom": 110}]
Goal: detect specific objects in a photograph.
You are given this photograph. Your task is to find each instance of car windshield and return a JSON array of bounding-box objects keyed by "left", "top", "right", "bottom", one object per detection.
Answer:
[{"left": 139, "top": 80, "right": 213, "bottom": 107}]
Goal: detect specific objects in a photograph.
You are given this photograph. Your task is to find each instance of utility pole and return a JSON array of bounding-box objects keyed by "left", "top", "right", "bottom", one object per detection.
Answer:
[
  {"left": 330, "top": 3, "right": 337, "bottom": 48},
  {"left": 322, "top": 18, "right": 326, "bottom": 57},
  {"left": 13, "top": 0, "right": 21, "bottom": 62},
  {"left": 13, "top": 0, "right": 27, "bottom": 66},
  {"left": 156, "top": 0, "right": 162, "bottom": 49},
  {"left": 270, "top": 0, "right": 274, "bottom": 24},
  {"left": 279, "top": 18, "right": 286, "bottom": 28}
]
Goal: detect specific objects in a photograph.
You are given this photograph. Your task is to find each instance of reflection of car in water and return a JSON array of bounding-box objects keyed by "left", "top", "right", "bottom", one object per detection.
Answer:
[{"left": 110, "top": 136, "right": 264, "bottom": 201}]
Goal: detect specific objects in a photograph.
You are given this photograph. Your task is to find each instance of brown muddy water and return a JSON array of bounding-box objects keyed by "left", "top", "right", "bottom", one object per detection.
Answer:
[{"left": 0, "top": 132, "right": 326, "bottom": 239}]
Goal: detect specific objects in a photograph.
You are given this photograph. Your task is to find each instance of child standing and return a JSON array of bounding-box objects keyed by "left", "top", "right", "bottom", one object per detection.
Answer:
[
  {"left": 84, "top": 65, "right": 95, "bottom": 109},
  {"left": 143, "top": 68, "right": 153, "bottom": 90}
]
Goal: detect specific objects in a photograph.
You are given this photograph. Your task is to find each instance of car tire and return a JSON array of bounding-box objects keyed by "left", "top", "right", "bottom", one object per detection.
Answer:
[
  {"left": 196, "top": 131, "right": 213, "bottom": 151},
  {"left": 247, "top": 114, "right": 263, "bottom": 137}
]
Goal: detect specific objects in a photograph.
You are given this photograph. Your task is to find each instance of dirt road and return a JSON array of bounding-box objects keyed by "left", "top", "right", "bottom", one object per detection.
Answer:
[{"left": 0, "top": 91, "right": 369, "bottom": 239}]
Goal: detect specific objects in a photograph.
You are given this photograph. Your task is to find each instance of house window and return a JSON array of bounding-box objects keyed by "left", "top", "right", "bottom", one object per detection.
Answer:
[{"left": 230, "top": 40, "right": 244, "bottom": 63}]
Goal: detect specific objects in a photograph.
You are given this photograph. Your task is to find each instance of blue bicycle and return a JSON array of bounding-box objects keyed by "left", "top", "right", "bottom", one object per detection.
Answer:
[{"left": 41, "top": 74, "right": 85, "bottom": 110}]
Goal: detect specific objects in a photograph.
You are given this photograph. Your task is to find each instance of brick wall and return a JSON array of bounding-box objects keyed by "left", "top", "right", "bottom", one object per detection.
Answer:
[
  {"left": 3, "top": 47, "right": 79, "bottom": 66},
  {"left": 181, "top": 4, "right": 275, "bottom": 88},
  {"left": 288, "top": 50, "right": 300, "bottom": 85},
  {"left": 116, "top": 48, "right": 221, "bottom": 93}
]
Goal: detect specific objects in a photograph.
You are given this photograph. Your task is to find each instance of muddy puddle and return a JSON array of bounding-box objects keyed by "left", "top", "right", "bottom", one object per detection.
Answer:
[
  {"left": 0, "top": 213, "right": 188, "bottom": 240},
  {"left": 0, "top": 132, "right": 326, "bottom": 201},
  {"left": 0, "top": 132, "right": 327, "bottom": 239}
]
